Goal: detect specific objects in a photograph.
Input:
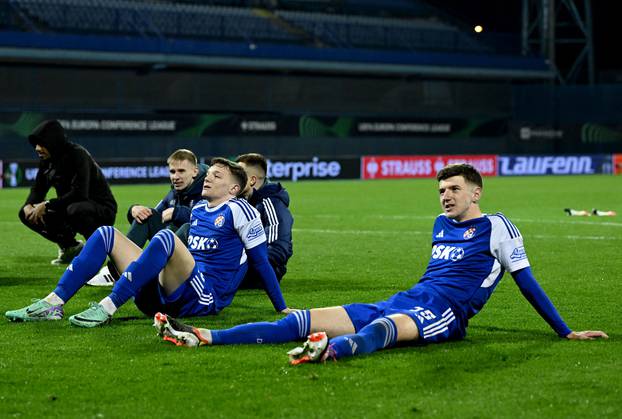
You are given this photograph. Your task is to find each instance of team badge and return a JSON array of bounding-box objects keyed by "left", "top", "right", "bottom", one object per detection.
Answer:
[
  {"left": 214, "top": 215, "right": 225, "bottom": 227},
  {"left": 463, "top": 227, "right": 476, "bottom": 240}
]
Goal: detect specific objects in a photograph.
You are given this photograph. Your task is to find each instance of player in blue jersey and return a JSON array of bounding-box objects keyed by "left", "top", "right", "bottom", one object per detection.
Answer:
[
  {"left": 152, "top": 163, "right": 607, "bottom": 364},
  {"left": 5, "top": 158, "right": 291, "bottom": 327}
]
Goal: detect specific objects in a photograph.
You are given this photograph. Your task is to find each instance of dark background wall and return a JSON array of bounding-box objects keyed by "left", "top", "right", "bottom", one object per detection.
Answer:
[{"left": 1, "top": 64, "right": 621, "bottom": 161}]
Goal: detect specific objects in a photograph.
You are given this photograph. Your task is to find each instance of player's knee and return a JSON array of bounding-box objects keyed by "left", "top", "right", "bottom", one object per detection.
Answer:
[
  {"left": 152, "top": 229, "right": 176, "bottom": 257},
  {"left": 153, "top": 229, "right": 175, "bottom": 241},
  {"left": 95, "top": 226, "right": 116, "bottom": 253}
]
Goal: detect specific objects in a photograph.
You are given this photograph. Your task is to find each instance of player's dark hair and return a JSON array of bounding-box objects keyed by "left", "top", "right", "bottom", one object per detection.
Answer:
[
  {"left": 436, "top": 164, "right": 483, "bottom": 188},
  {"left": 235, "top": 153, "right": 267, "bottom": 175},
  {"left": 210, "top": 157, "right": 248, "bottom": 197},
  {"left": 167, "top": 149, "right": 198, "bottom": 167}
]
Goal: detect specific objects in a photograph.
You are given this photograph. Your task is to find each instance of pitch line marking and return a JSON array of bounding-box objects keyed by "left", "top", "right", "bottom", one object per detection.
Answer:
[{"left": 293, "top": 228, "right": 619, "bottom": 241}]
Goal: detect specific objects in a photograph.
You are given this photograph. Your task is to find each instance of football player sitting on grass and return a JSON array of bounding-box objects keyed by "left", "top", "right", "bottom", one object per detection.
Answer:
[
  {"left": 6, "top": 158, "right": 292, "bottom": 327},
  {"left": 153, "top": 163, "right": 607, "bottom": 365}
]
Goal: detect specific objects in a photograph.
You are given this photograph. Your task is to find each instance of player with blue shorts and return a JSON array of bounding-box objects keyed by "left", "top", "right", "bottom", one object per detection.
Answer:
[
  {"left": 153, "top": 163, "right": 607, "bottom": 364},
  {"left": 6, "top": 158, "right": 292, "bottom": 327}
]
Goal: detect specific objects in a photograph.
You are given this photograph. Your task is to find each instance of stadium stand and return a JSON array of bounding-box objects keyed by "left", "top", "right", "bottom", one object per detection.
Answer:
[{"left": 0, "top": 0, "right": 549, "bottom": 78}]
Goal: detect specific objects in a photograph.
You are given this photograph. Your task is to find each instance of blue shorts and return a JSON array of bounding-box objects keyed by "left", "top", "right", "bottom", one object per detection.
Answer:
[
  {"left": 134, "top": 264, "right": 217, "bottom": 318},
  {"left": 343, "top": 288, "right": 466, "bottom": 344}
]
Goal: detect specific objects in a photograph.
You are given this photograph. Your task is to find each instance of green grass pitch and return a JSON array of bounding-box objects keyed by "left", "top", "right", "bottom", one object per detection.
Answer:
[{"left": 0, "top": 176, "right": 620, "bottom": 418}]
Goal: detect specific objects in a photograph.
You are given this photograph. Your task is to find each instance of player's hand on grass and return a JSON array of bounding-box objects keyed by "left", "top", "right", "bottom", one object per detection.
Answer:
[
  {"left": 131, "top": 205, "right": 152, "bottom": 223},
  {"left": 566, "top": 330, "right": 609, "bottom": 340}
]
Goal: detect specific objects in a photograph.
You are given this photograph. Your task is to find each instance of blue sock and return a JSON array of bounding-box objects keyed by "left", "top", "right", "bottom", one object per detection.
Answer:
[
  {"left": 109, "top": 230, "right": 176, "bottom": 309},
  {"left": 53, "top": 226, "right": 115, "bottom": 302},
  {"left": 329, "top": 317, "right": 398, "bottom": 359},
  {"left": 211, "top": 310, "right": 311, "bottom": 345}
]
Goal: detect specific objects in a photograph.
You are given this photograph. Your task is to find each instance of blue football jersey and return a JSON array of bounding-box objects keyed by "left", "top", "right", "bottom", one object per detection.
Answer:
[
  {"left": 414, "top": 213, "right": 530, "bottom": 320},
  {"left": 186, "top": 198, "right": 266, "bottom": 309}
]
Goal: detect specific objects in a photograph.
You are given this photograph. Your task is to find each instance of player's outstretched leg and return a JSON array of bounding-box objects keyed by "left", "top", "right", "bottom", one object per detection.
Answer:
[
  {"left": 287, "top": 332, "right": 331, "bottom": 365},
  {"left": 153, "top": 309, "right": 312, "bottom": 347},
  {"left": 5, "top": 226, "right": 116, "bottom": 323},
  {"left": 153, "top": 313, "right": 210, "bottom": 347},
  {"left": 287, "top": 317, "right": 399, "bottom": 365}
]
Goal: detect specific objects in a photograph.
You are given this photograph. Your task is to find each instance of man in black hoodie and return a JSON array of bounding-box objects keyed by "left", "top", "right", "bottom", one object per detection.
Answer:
[
  {"left": 19, "top": 120, "right": 117, "bottom": 265},
  {"left": 236, "top": 153, "right": 294, "bottom": 288}
]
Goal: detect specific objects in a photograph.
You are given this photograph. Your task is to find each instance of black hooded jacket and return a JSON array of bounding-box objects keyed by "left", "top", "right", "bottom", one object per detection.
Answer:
[
  {"left": 247, "top": 181, "right": 294, "bottom": 274},
  {"left": 25, "top": 120, "right": 117, "bottom": 214}
]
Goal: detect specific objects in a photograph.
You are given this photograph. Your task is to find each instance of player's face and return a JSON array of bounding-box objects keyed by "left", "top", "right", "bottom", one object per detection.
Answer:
[
  {"left": 237, "top": 162, "right": 264, "bottom": 198},
  {"left": 35, "top": 144, "right": 51, "bottom": 160},
  {"left": 169, "top": 159, "right": 198, "bottom": 191},
  {"left": 438, "top": 175, "right": 482, "bottom": 222},
  {"left": 202, "top": 163, "right": 240, "bottom": 204}
]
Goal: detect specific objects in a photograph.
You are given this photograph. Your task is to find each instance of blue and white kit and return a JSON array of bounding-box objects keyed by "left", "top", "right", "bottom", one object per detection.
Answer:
[
  {"left": 344, "top": 213, "right": 570, "bottom": 342},
  {"left": 185, "top": 198, "right": 285, "bottom": 312}
]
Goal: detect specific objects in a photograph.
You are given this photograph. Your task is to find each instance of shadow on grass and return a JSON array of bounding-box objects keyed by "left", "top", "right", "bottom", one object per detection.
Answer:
[{"left": 0, "top": 275, "right": 54, "bottom": 286}]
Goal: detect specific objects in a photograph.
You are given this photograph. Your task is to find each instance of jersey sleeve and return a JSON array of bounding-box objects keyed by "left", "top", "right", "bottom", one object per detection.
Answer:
[
  {"left": 489, "top": 213, "right": 530, "bottom": 273},
  {"left": 229, "top": 199, "right": 267, "bottom": 250}
]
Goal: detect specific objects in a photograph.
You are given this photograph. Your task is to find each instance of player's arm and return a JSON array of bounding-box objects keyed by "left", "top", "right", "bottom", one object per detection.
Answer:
[
  {"left": 127, "top": 205, "right": 153, "bottom": 224},
  {"left": 261, "top": 197, "right": 294, "bottom": 268},
  {"left": 234, "top": 203, "right": 289, "bottom": 312},
  {"left": 491, "top": 214, "right": 607, "bottom": 340},
  {"left": 156, "top": 190, "right": 176, "bottom": 223},
  {"left": 512, "top": 267, "right": 607, "bottom": 339},
  {"left": 169, "top": 204, "right": 192, "bottom": 226},
  {"left": 127, "top": 190, "right": 171, "bottom": 224},
  {"left": 246, "top": 242, "right": 288, "bottom": 312}
]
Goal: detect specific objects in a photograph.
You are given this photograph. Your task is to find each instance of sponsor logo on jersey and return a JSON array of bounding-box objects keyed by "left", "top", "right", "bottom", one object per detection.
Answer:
[
  {"left": 463, "top": 227, "right": 476, "bottom": 240},
  {"left": 431, "top": 244, "right": 464, "bottom": 262},
  {"left": 510, "top": 246, "right": 527, "bottom": 261},
  {"left": 435, "top": 229, "right": 444, "bottom": 238},
  {"left": 246, "top": 225, "right": 264, "bottom": 240},
  {"left": 191, "top": 219, "right": 198, "bottom": 226},
  {"left": 188, "top": 235, "right": 219, "bottom": 250},
  {"left": 214, "top": 215, "right": 225, "bottom": 228}
]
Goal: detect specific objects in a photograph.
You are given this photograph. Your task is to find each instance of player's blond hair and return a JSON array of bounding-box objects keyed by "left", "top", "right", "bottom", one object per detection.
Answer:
[{"left": 167, "top": 149, "right": 198, "bottom": 167}]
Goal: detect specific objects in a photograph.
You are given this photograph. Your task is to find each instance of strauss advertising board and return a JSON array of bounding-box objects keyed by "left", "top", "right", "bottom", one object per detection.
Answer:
[{"left": 361, "top": 155, "right": 498, "bottom": 179}]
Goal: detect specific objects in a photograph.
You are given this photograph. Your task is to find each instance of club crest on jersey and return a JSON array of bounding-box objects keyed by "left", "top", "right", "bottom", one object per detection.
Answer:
[
  {"left": 214, "top": 215, "right": 225, "bottom": 228},
  {"left": 431, "top": 244, "right": 465, "bottom": 262},
  {"left": 463, "top": 227, "right": 476, "bottom": 240}
]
